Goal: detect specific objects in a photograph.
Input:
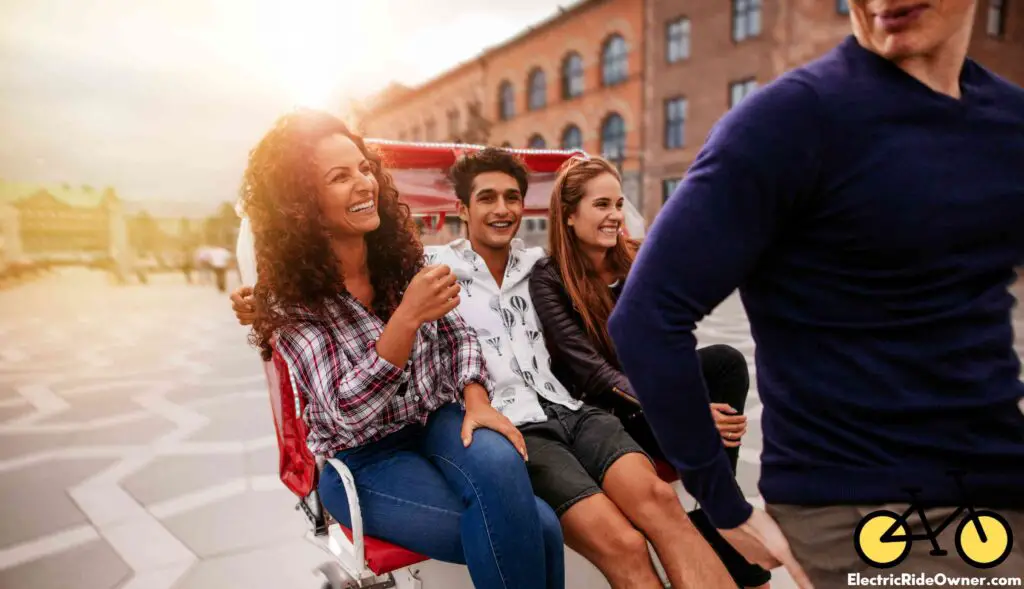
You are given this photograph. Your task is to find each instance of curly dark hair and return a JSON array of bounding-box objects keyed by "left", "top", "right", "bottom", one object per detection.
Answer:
[
  {"left": 239, "top": 109, "right": 423, "bottom": 360},
  {"left": 447, "top": 147, "right": 529, "bottom": 206}
]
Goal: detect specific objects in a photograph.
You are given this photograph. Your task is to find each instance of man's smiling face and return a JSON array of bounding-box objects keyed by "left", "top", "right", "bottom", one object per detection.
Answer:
[{"left": 460, "top": 170, "right": 524, "bottom": 253}]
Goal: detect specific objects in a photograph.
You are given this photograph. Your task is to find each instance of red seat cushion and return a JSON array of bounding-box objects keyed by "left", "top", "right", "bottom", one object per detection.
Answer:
[
  {"left": 338, "top": 524, "right": 429, "bottom": 574},
  {"left": 654, "top": 459, "right": 679, "bottom": 483}
]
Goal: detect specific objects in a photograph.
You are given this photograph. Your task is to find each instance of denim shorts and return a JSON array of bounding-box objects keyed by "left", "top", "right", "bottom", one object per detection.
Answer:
[{"left": 519, "top": 399, "right": 650, "bottom": 516}]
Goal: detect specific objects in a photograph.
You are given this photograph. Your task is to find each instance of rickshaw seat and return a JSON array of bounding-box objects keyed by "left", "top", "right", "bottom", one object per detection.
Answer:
[{"left": 265, "top": 348, "right": 429, "bottom": 575}]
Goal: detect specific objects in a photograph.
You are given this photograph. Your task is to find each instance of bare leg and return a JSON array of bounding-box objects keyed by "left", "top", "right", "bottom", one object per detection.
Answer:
[
  {"left": 559, "top": 493, "right": 663, "bottom": 589},
  {"left": 603, "top": 453, "right": 735, "bottom": 589}
]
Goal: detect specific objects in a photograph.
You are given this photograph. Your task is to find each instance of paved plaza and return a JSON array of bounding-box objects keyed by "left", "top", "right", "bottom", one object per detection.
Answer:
[{"left": 1, "top": 268, "right": 1022, "bottom": 589}]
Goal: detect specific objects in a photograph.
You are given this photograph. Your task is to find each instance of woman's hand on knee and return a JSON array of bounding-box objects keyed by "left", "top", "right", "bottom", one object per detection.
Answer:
[
  {"left": 460, "top": 403, "right": 528, "bottom": 462},
  {"left": 711, "top": 403, "right": 746, "bottom": 447}
]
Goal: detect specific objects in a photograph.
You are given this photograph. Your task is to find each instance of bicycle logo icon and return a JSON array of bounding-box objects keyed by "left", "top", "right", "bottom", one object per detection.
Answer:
[{"left": 854, "top": 471, "right": 1014, "bottom": 569}]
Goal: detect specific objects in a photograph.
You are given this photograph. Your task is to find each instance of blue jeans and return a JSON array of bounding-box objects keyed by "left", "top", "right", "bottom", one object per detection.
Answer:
[{"left": 319, "top": 404, "right": 564, "bottom": 589}]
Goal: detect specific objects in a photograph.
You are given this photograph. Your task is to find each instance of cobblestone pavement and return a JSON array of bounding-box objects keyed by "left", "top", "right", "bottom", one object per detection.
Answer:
[{"left": 1, "top": 268, "right": 1021, "bottom": 589}]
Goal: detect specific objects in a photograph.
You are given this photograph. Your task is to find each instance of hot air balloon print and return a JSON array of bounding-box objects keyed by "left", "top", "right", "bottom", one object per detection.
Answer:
[
  {"left": 485, "top": 337, "right": 503, "bottom": 356},
  {"left": 500, "top": 308, "right": 516, "bottom": 340},
  {"left": 526, "top": 330, "right": 542, "bottom": 346},
  {"left": 509, "top": 296, "right": 529, "bottom": 325},
  {"left": 523, "top": 372, "right": 536, "bottom": 388},
  {"left": 510, "top": 357, "right": 523, "bottom": 379},
  {"left": 424, "top": 251, "right": 439, "bottom": 265},
  {"left": 488, "top": 295, "right": 502, "bottom": 316},
  {"left": 532, "top": 356, "right": 539, "bottom": 372},
  {"left": 457, "top": 277, "right": 474, "bottom": 296},
  {"left": 505, "top": 254, "right": 521, "bottom": 277},
  {"left": 461, "top": 249, "right": 480, "bottom": 272},
  {"left": 499, "top": 387, "right": 517, "bottom": 408},
  {"left": 543, "top": 382, "right": 556, "bottom": 395}
]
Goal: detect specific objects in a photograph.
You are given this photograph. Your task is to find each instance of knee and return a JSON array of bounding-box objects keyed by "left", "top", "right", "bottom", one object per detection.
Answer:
[
  {"left": 703, "top": 344, "right": 750, "bottom": 402},
  {"left": 600, "top": 525, "right": 650, "bottom": 563},
  {"left": 636, "top": 479, "right": 683, "bottom": 517},
  {"left": 463, "top": 428, "right": 525, "bottom": 475}
]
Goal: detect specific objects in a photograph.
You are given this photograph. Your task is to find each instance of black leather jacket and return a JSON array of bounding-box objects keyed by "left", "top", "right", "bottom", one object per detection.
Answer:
[{"left": 528, "top": 256, "right": 641, "bottom": 415}]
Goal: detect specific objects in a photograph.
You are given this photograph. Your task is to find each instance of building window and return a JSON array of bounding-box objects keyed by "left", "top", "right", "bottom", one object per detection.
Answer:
[
  {"left": 447, "top": 108, "right": 461, "bottom": 139},
  {"left": 601, "top": 113, "right": 626, "bottom": 167},
  {"left": 730, "top": 78, "right": 758, "bottom": 107},
  {"left": 398, "top": 130, "right": 407, "bottom": 141},
  {"left": 732, "top": 0, "right": 763, "bottom": 42},
  {"left": 528, "top": 134, "right": 546, "bottom": 149},
  {"left": 424, "top": 118, "right": 437, "bottom": 142},
  {"left": 411, "top": 126, "right": 421, "bottom": 142},
  {"left": 988, "top": 0, "right": 1006, "bottom": 37},
  {"left": 836, "top": 0, "right": 850, "bottom": 14},
  {"left": 499, "top": 81, "right": 515, "bottom": 120},
  {"left": 663, "top": 178, "right": 682, "bottom": 203},
  {"left": 601, "top": 34, "right": 628, "bottom": 86},
  {"left": 664, "top": 97, "right": 687, "bottom": 149},
  {"left": 500, "top": 141, "right": 513, "bottom": 148},
  {"left": 528, "top": 68, "right": 547, "bottom": 111},
  {"left": 561, "top": 125, "right": 583, "bottom": 150},
  {"left": 562, "top": 52, "right": 584, "bottom": 99},
  {"left": 666, "top": 17, "right": 691, "bottom": 63}
]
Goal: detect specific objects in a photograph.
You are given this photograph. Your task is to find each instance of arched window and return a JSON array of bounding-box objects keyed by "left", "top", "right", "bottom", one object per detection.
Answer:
[
  {"left": 424, "top": 117, "right": 437, "bottom": 142},
  {"left": 601, "top": 34, "right": 628, "bottom": 86},
  {"left": 528, "top": 68, "right": 547, "bottom": 111},
  {"left": 527, "top": 134, "right": 546, "bottom": 149},
  {"left": 600, "top": 113, "right": 626, "bottom": 167},
  {"left": 561, "top": 125, "right": 582, "bottom": 150},
  {"left": 447, "top": 108, "right": 461, "bottom": 139},
  {"left": 561, "top": 52, "right": 584, "bottom": 99},
  {"left": 498, "top": 81, "right": 515, "bottom": 120},
  {"left": 500, "top": 141, "right": 513, "bottom": 148}
]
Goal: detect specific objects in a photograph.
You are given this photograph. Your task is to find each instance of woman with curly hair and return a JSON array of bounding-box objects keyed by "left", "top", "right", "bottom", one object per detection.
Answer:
[
  {"left": 528, "top": 155, "right": 771, "bottom": 588},
  {"left": 240, "top": 109, "right": 564, "bottom": 589}
]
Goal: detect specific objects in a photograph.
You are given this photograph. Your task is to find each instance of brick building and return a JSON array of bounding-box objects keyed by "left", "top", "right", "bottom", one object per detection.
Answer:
[
  {"left": 643, "top": 0, "right": 1024, "bottom": 222},
  {"left": 357, "top": 0, "right": 647, "bottom": 209},
  {"left": 358, "top": 0, "right": 1022, "bottom": 227}
]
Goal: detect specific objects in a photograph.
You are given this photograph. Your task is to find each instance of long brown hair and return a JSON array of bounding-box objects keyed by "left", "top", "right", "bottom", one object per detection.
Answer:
[
  {"left": 239, "top": 109, "right": 423, "bottom": 360},
  {"left": 548, "top": 156, "right": 638, "bottom": 365}
]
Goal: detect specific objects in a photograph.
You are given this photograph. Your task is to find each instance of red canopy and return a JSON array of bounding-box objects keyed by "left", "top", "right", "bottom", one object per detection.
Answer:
[{"left": 365, "top": 140, "right": 585, "bottom": 215}]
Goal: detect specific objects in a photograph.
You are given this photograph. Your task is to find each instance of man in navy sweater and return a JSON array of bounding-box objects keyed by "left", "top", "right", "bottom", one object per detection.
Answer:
[{"left": 609, "top": 1, "right": 1024, "bottom": 585}]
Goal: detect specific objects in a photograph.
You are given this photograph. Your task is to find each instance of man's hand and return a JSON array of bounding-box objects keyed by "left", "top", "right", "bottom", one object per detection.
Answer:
[
  {"left": 711, "top": 403, "right": 747, "bottom": 448},
  {"left": 720, "top": 508, "right": 814, "bottom": 589},
  {"left": 460, "top": 384, "right": 528, "bottom": 461},
  {"left": 230, "top": 285, "right": 256, "bottom": 326}
]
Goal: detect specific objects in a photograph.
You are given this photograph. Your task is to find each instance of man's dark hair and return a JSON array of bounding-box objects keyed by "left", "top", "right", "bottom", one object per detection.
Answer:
[{"left": 447, "top": 147, "right": 530, "bottom": 206}]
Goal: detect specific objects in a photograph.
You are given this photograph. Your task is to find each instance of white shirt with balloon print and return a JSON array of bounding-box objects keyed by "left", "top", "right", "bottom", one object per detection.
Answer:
[{"left": 425, "top": 239, "right": 583, "bottom": 426}]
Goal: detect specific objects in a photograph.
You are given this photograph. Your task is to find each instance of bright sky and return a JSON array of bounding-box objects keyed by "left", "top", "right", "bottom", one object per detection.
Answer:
[{"left": 0, "top": 0, "right": 565, "bottom": 205}]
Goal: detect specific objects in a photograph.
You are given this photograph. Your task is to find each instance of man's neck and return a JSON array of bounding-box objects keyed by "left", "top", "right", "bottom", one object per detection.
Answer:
[
  {"left": 469, "top": 238, "right": 511, "bottom": 287},
  {"left": 855, "top": 27, "right": 972, "bottom": 99},
  {"left": 893, "top": 47, "right": 966, "bottom": 98}
]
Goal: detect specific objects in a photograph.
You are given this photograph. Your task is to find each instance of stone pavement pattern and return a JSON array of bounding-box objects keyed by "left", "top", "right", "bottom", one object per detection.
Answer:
[{"left": 3, "top": 269, "right": 1022, "bottom": 589}]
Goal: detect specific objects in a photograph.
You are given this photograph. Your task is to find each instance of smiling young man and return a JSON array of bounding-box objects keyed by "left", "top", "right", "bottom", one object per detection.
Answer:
[
  {"left": 431, "top": 147, "right": 736, "bottom": 589},
  {"left": 609, "top": 1, "right": 1024, "bottom": 585}
]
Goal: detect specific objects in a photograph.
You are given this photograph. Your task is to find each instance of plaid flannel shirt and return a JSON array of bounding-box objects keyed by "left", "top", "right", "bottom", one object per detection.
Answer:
[{"left": 276, "top": 296, "right": 492, "bottom": 456}]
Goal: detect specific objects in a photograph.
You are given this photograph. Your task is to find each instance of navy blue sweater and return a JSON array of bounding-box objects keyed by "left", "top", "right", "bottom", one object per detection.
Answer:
[{"left": 608, "top": 37, "right": 1024, "bottom": 529}]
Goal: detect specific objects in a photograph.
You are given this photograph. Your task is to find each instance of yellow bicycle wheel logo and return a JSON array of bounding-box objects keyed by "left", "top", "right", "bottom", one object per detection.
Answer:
[{"left": 854, "top": 473, "right": 1014, "bottom": 569}]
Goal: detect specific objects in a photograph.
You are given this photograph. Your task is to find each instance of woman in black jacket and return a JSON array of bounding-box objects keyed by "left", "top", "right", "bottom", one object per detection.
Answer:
[{"left": 529, "top": 155, "right": 771, "bottom": 589}]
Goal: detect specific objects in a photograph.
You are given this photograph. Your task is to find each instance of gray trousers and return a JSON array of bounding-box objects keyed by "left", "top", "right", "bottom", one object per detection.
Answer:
[{"left": 767, "top": 503, "right": 1024, "bottom": 589}]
